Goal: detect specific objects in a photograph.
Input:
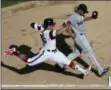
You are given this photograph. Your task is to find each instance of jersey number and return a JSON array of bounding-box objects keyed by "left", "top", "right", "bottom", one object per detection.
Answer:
[{"left": 40, "top": 33, "right": 46, "bottom": 44}]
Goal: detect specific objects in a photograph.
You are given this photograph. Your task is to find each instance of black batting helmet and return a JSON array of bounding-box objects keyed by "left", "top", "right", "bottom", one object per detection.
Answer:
[{"left": 43, "top": 18, "right": 56, "bottom": 29}]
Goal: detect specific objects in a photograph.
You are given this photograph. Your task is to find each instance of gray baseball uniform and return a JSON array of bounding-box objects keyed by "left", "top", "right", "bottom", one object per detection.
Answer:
[{"left": 66, "top": 12, "right": 104, "bottom": 75}]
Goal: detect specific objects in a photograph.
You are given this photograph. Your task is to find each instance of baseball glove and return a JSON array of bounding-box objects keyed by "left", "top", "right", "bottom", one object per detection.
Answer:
[{"left": 91, "top": 11, "right": 98, "bottom": 19}]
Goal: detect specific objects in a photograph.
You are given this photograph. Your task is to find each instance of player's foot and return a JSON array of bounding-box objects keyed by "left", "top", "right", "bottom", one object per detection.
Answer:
[
  {"left": 4, "top": 48, "right": 16, "bottom": 56},
  {"left": 98, "top": 67, "right": 110, "bottom": 77},
  {"left": 77, "top": 66, "right": 91, "bottom": 79},
  {"left": 83, "top": 66, "right": 91, "bottom": 76}
]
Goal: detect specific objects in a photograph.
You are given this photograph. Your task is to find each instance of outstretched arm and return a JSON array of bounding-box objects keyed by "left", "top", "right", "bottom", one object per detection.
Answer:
[
  {"left": 66, "top": 27, "right": 75, "bottom": 40},
  {"left": 84, "top": 17, "right": 92, "bottom": 22},
  {"left": 84, "top": 11, "right": 98, "bottom": 22},
  {"left": 56, "top": 27, "right": 69, "bottom": 35},
  {"left": 30, "top": 22, "right": 44, "bottom": 31},
  {"left": 56, "top": 20, "right": 73, "bottom": 35},
  {"left": 60, "top": 20, "right": 76, "bottom": 39}
]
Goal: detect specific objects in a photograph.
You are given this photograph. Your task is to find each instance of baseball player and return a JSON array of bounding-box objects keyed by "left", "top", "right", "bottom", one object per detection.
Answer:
[
  {"left": 57, "top": 4, "right": 110, "bottom": 77},
  {"left": 4, "top": 18, "right": 91, "bottom": 77}
]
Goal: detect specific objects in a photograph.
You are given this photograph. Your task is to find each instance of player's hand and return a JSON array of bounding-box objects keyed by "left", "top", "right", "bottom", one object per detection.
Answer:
[
  {"left": 62, "top": 20, "right": 72, "bottom": 28},
  {"left": 62, "top": 22, "right": 67, "bottom": 28},
  {"left": 30, "top": 22, "right": 35, "bottom": 29},
  {"left": 91, "top": 11, "right": 98, "bottom": 19}
]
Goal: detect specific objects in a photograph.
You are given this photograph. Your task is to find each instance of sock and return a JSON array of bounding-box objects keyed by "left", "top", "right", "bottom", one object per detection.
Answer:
[
  {"left": 14, "top": 52, "right": 29, "bottom": 62},
  {"left": 69, "top": 61, "right": 86, "bottom": 74},
  {"left": 74, "top": 64, "right": 86, "bottom": 74},
  {"left": 69, "top": 61, "right": 75, "bottom": 69}
]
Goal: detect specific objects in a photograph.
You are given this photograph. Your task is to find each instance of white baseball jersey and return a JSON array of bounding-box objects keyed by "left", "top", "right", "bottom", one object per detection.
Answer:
[
  {"left": 40, "top": 29, "right": 56, "bottom": 50},
  {"left": 30, "top": 22, "right": 56, "bottom": 50},
  {"left": 28, "top": 22, "right": 71, "bottom": 66},
  {"left": 67, "top": 12, "right": 85, "bottom": 34}
]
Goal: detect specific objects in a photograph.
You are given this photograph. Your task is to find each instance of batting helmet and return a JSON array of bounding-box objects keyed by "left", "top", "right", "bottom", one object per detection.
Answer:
[{"left": 43, "top": 18, "right": 56, "bottom": 29}]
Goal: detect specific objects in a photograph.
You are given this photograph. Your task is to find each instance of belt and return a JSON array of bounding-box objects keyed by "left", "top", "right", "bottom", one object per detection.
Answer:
[
  {"left": 47, "top": 49, "right": 57, "bottom": 52},
  {"left": 80, "top": 33, "right": 85, "bottom": 35}
]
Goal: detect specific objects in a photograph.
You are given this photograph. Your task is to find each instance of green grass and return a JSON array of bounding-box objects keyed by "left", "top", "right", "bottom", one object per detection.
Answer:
[{"left": 1, "top": 0, "right": 32, "bottom": 8}]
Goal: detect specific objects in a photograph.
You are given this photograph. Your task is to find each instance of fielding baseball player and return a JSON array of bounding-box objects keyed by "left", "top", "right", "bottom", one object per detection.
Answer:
[
  {"left": 4, "top": 18, "right": 91, "bottom": 77},
  {"left": 57, "top": 4, "right": 110, "bottom": 77}
]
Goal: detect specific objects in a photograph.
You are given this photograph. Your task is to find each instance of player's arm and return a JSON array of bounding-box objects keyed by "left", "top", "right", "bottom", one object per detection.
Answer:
[
  {"left": 56, "top": 20, "right": 72, "bottom": 35},
  {"left": 49, "top": 25, "right": 69, "bottom": 40},
  {"left": 66, "top": 27, "right": 75, "bottom": 40},
  {"left": 30, "top": 22, "right": 44, "bottom": 31},
  {"left": 84, "top": 17, "right": 92, "bottom": 21},
  {"left": 84, "top": 11, "right": 98, "bottom": 22},
  {"left": 56, "top": 27, "right": 69, "bottom": 35},
  {"left": 61, "top": 20, "right": 75, "bottom": 39}
]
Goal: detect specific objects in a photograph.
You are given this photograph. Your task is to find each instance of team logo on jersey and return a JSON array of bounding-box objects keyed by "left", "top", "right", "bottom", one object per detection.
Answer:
[{"left": 77, "top": 21, "right": 83, "bottom": 26}]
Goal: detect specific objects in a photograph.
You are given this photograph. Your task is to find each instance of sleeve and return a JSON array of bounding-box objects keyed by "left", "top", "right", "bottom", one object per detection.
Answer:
[
  {"left": 64, "top": 15, "right": 73, "bottom": 26},
  {"left": 49, "top": 30, "right": 56, "bottom": 39},
  {"left": 64, "top": 20, "right": 72, "bottom": 25},
  {"left": 67, "top": 14, "right": 78, "bottom": 26}
]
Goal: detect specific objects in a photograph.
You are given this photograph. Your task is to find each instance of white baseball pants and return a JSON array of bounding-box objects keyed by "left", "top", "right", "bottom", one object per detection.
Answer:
[{"left": 27, "top": 48, "right": 71, "bottom": 66}]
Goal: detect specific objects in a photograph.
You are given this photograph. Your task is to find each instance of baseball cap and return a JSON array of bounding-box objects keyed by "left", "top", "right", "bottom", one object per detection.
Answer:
[{"left": 78, "top": 4, "right": 89, "bottom": 13}]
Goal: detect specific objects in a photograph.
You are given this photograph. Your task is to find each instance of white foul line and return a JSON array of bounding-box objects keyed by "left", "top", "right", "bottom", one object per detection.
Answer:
[{"left": 2, "top": 84, "right": 106, "bottom": 88}]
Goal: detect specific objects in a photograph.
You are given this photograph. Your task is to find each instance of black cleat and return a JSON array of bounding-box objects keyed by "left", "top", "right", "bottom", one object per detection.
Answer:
[{"left": 98, "top": 67, "right": 110, "bottom": 77}]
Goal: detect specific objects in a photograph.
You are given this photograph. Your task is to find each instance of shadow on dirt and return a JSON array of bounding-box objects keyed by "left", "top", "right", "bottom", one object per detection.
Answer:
[
  {"left": 1, "top": 61, "right": 85, "bottom": 79},
  {"left": 56, "top": 34, "right": 72, "bottom": 56}
]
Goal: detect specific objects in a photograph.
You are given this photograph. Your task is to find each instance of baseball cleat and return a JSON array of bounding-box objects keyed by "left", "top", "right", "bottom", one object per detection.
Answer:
[
  {"left": 98, "top": 67, "right": 110, "bottom": 77},
  {"left": 83, "top": 66, "right": 91, "bottom": 76},
  {"left": 4, "top": 48, "right": 16, "bottom": 56},
  {"left": 77, "top": 66, "right": 91, "bottom": 79}
]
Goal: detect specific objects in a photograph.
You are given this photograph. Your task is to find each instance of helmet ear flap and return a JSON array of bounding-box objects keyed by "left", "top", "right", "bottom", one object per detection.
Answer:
[{"left": 44, "top": 23, "right": 48, "bottom": 29}]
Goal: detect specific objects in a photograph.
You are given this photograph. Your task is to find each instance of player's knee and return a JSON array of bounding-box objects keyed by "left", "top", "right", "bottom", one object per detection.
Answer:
[
  {"left": 27, "top": 58, "right": 36, "bottom": 65},
  {"left": 84, "top": 47, "right": 93, "bottom": 54}
]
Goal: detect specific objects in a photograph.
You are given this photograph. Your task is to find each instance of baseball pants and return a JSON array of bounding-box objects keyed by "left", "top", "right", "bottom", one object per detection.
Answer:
[
  {"left": 27, "top": 48, "right": 71, "bottom": 66},
  {"left": 75, "top": 33, "right": 104, "bottom": 75}
]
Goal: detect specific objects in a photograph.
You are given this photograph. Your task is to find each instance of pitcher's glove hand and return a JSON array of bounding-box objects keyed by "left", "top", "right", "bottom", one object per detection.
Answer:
[{"left": 91, "top": 11, "right": 98, "bottom": 19}]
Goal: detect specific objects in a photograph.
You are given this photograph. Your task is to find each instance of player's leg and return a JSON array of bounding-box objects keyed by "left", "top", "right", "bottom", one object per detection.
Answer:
[
  {"left": 50, "top": 50, "right": 91, "bottom": 76},
  {"left": 55, "top": 47, "right": 81, "bottom": 71},
  {"left": 75, "top": 34, "right": 109, "bottom": 76},
  {"left": 27, "top": 49, "right": 49, "bottom": 66},
  {"left": 4, "top": 47, "right": 30, "bottom": 62},
  {"left": 55, "top": 42, "right": 82, "bottom": 71},
  {"left": 4, "top": 48, "right": 48, "bottom": 66},
  {"left": 67, "top": 47, "right": 81, "bottom": 60},
  {"left": 75, "top": 34, "right": 103, "bottom": 70}
]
